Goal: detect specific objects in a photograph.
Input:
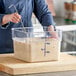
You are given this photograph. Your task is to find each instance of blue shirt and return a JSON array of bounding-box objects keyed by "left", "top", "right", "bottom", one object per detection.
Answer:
[{"left": 0, "top": 0, "right": 55, "bottom": 54}]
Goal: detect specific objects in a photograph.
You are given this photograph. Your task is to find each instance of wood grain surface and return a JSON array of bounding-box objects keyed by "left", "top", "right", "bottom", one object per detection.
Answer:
[{"left": 0, "top": 54, "right": 76, "bottom": 75}]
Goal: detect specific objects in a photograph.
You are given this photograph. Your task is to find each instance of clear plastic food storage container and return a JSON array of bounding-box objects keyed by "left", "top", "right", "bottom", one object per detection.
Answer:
[{"left": 12, "top": 27, "right": 62, "bottom": 62}]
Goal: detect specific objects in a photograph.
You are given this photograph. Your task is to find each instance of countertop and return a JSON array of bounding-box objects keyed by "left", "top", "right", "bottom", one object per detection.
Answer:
[{"left": 54, "top": 17, "right": 76, "bottom": 26}]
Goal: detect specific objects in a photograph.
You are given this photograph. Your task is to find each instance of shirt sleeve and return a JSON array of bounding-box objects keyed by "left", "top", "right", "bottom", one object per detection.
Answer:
[
  {"left": 0, "top": 0, "right": 9, "bottom": 29},
  {"left": 33, "top": 0, "right": 56, "bottom": 27}
]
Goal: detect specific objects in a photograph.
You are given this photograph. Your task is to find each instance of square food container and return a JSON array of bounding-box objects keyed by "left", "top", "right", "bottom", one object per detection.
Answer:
[{"left": 12, "top": 27, "right": 62, "bottom": 62}]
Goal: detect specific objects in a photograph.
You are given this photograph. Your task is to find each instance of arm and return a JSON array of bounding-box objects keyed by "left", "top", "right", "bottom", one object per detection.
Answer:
[
  {"left": 0, "top": 0, "right": 21, "bottom": 28},
  {"left": 33, "top": 0, "right": 55, "bottom": 27},
  {"left": 34, "top": 0, "right": 58, "bottom": 39}
]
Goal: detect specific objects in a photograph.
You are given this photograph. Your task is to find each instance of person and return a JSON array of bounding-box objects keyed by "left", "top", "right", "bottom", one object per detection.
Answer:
[{"left": 0, "top": 0, "right": 58, "bottom": 54}]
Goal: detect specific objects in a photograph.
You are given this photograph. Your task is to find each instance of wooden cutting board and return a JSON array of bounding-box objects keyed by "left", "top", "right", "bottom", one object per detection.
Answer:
[{"left": 0, "top": 53, "right": 76, "bottom": 75}]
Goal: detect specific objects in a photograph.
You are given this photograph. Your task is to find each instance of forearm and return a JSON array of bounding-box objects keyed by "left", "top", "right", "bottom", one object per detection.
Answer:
[{"left": 34, "top": 0, "right": 55, "bottom": 27}]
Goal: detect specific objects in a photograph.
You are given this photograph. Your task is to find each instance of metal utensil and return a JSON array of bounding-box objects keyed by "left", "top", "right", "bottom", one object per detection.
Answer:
[{"left": 9, "top": 4, "right": 25, "bottom": 31}]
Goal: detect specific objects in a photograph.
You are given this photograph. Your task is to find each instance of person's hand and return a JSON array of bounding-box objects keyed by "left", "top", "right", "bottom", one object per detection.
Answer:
[
  {"left": 48, "top": 25, "right": 59, "bottom": 39},
  {"left": 2, "top": 13, "right": 21, "bottom": 25}
]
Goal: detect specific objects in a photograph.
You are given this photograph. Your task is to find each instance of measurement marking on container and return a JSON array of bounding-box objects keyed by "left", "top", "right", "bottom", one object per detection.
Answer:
[{"left": 41, "top": 37, "right": 51, "bottom": 56}]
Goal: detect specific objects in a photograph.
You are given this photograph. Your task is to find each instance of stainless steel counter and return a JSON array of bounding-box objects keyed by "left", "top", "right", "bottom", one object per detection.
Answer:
[{"left": 0, "top": 71, "right": 76, "bottom": 76}]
